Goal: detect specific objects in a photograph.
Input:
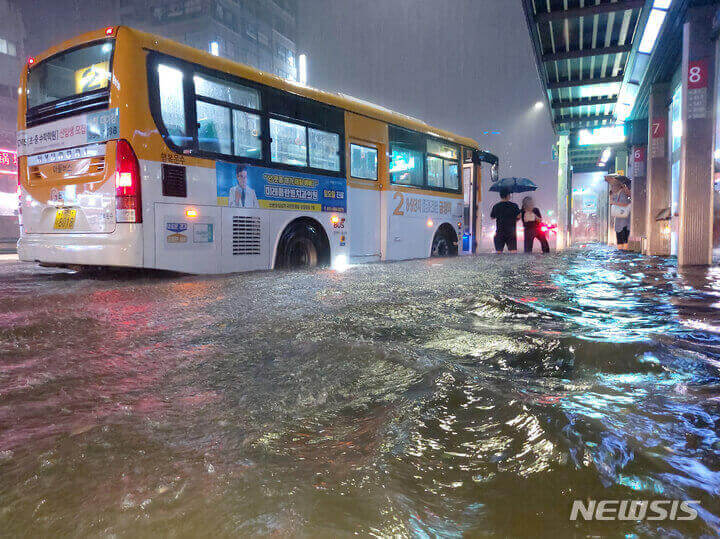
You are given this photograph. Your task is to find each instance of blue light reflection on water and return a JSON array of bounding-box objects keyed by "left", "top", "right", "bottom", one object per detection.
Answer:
[{"left": 0, "top": 246, "right": 719, "bottom": 536}]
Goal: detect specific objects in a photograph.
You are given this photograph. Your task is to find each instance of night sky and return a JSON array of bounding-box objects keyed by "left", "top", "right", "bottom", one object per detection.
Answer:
[{"left": 298, "top": 0, "right": 558, "bottom": 221}]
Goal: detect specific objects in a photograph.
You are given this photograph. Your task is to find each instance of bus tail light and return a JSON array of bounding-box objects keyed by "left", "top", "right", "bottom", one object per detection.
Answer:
[{"left": 115, "top": 139, "right": 142, "bottom": 223}]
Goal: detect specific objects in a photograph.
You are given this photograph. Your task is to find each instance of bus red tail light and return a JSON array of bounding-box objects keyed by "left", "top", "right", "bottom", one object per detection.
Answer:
[{"left": 115, "top": 139, "right": 142, "bottom": 223}]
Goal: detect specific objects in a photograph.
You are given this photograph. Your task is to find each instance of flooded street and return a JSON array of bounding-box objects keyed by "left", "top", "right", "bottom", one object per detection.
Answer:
[{"left": 1, "top": 246, "right": 720, "bottom": 537}]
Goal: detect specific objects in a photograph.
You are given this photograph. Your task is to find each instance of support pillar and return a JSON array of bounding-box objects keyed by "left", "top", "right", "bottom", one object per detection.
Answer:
[
  {"left": 630, "top": 145, "right": 648, "bottom": 252},
  {"left": 556, "top": 134, "right": 570, "bottom": 249},
  {"left": 597, "top": 181, "right": 609, "bottom": 244},
  {"left": 645, "top": 84, "right": 671, "bottom": 256},
  {"left": 678, "top": 5, "right": 716, "bottom": 266}
]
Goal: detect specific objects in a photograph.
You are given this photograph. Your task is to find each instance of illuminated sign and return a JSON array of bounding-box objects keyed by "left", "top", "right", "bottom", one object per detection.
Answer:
[
  {"left": 578, "top": 126, "right": 626, "bottom": 146},
  {"left": 75, "top": 61, "right": 110, "bottom": 94},
  {"left": 427, "top": 140, "right": 458, "bottom": 160},
  {"left": 0, "top": 149, "right": 17, "bottom": 175}
]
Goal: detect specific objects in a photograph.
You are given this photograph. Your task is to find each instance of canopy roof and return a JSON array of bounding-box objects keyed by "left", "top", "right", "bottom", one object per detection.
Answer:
[{"left": 522, "top": 0, "right": 649, "bottom": 170}]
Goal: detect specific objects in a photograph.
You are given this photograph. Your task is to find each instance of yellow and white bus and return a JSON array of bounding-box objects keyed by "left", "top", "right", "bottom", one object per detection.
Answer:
[{"left": 17, "top": 27, "right": 493, "bottom": 273}]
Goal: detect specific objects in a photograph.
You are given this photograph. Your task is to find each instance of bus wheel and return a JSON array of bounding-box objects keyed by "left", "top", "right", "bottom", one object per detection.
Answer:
[
  {"left": 275, "top": 219, "right": 330, "bottom": 269},
  {"left": 431, "top": 225, "right": 458, "bottom": 257}
]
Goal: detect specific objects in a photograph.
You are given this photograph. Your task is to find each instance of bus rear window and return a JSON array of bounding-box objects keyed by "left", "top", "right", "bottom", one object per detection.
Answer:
[{"left": 27, "top": 41, "right": 114, "bottom": 109}]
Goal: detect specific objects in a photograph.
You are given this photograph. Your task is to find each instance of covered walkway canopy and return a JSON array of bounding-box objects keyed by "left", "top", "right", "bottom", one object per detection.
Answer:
[
  {"left": 523, "top": 0, "right": 720, "bottom": 265},
  {"left": 523, "top": 0, "right": 646, "bottom": 171}
]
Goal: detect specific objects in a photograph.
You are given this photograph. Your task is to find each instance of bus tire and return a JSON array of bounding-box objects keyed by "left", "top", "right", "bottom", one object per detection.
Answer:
[
  {"left": 275, "top": 218, "right": 330, "bottom": 269},
  {"left": 431, "top": 224, "right": 458, "bottom": 257}
]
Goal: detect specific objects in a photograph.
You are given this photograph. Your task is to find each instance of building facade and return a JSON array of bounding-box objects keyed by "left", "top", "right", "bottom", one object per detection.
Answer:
[
  {"left": 121, "top": 0, "right": 298, "bottom": 81},
  {"left": 5, "top": 0, "right": 298, "bottom": 244},
  {"left": 23, "top": 0, "right": 298, "bottom": 81},
  {"left": 0, "top": 0, "right": 24, "bottom": 241}
]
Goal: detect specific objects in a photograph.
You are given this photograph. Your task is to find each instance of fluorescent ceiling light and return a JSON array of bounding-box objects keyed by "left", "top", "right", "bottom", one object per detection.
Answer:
[
  {"left": 580, "top": 83, "right": 621, "bottom": 98},
  {"left": 578, "top": 126, "right": 626, "bottom": 146},
  {"left": 616, "top": 103, "right": 634, "bottom": 123},
  {"left": 638, "top": 9, "right": 668, "bottom": 54},
  {"left": 653, "top": 0, "right": 672, "bottom": 9}
]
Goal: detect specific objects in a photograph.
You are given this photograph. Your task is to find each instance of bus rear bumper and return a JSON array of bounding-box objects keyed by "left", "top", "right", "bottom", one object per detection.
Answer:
[{"left": 18, "top": 225, "right": 144, "bottom": 268}]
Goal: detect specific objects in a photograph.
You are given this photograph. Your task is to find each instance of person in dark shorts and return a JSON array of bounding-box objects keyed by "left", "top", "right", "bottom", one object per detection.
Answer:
[
  {"left": 490, "top": 187, "right": 520, "bottom": 252},
  {"left": 520, "top": 196, "right": 550, "bottom": 253}
]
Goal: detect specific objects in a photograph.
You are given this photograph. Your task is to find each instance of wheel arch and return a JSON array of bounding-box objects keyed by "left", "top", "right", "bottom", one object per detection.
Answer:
[
  {"left": 429, "top": 222, "right": 459, "bottom": 256},
  {"left": 272, "top": 215, "right": 332, "bottom": 269}
]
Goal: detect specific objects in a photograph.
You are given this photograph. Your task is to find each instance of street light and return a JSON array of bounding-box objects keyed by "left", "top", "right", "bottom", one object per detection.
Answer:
[
  {"left": 534, "top": 101, "right": 544, "bottom": 110},
  {"left": 298, "top": 54, "right": 307, "bottom": 85}
]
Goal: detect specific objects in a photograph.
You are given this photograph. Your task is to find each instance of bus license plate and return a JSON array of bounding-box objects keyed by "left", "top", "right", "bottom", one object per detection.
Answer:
[{"left": 54, "top": 209, "right": 77, "bottom": 229}]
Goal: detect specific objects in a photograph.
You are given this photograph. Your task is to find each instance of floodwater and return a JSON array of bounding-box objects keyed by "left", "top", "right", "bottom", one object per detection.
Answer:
[{"left": 1, "top": 247, "right": 719, "bottom": 537}]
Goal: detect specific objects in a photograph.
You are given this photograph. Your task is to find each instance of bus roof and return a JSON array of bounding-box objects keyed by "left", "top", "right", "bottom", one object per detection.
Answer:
[{"left": 30, "top": 26, "right": 482, "bottom": 151}]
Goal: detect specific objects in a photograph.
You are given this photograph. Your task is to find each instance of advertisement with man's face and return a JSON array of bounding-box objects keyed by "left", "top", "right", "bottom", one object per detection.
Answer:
[{"left": 216, "top": 162, "right": 346, "bottom": 213}]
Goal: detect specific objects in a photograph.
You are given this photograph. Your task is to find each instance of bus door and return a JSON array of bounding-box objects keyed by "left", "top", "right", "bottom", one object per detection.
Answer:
[
  {"left": 461, "top": 162, "right": 476, "bottom": 253},
  {"left": 346, "top": 113, "right": 388, "bottom": 262},
  {"left": 462, "top": 150, "right": 498, "bottom": 253}
]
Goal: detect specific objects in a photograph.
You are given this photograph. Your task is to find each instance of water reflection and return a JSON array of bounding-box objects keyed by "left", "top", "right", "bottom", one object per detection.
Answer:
[{"left": 0, "top": 247, "right": 719, "bottom": 536}]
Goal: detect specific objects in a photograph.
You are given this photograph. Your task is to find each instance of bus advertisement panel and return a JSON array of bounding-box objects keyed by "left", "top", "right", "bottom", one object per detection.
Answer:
[{"left": 216, "top": 162, "right": 346, "bottom": 213}]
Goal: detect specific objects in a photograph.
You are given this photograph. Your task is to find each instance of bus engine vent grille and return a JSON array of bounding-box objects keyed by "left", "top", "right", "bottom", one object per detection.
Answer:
[
  {"left": 161, "top": 164, "right": 187, "bottom": 197},
  {"left": 232, "top": 216, "right": 262, "bottom": 255}
]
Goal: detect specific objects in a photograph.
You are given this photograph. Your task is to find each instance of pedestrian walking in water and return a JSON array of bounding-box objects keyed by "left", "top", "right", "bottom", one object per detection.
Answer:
[
  {"left": 490, "top": 187, "right": 520, "bottom": 252},
  {"left": 608, "top": 175, "right": 631, "bottom": 250},
  {"left": 520, "top": 196, "right": 550, "bottom": 253}
]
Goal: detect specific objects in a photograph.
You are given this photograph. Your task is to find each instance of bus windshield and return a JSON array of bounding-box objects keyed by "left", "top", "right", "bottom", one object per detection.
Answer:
[{"left": 27, "top": 41, "right": 114, "bottom": 109}]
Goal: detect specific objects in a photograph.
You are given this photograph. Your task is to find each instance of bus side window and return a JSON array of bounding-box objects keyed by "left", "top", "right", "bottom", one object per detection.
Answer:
[
  {"left": 350, "top": 144, "right": 377, "bottom": 180},
  {"left": 427, "top": 156, "right": 443, "bottom": 188},
  {"left": 196, "top": 101, "right": 231, "bottom": 155},
  {"left": 270, "top": 119, "right": 307, "bottom": 167},
  {"left": 444, "top": 161, "right": 459, "bottom": 190},
  {"left": 193, "top": 72, "right": 262, "bottom": 158},
  {"left": 233, "top": 109, "right": 262, "bottom": 158},
  {"left": 157, "top": 64, "right": 188, "bottom": 147},
  {"left": 309, "top": 128, "right": 340, "bottom": 172}
]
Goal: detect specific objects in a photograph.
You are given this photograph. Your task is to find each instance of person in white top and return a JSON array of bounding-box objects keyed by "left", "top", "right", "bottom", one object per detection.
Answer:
[
  {"left": 607, "top": 175, "right": 631, "bottom": 250},
  {"left": 228, "top": 165, "right": 259, "bottom": 208},
  {"left": 520, "top": 196, "right": 550, "bottom": 253}
]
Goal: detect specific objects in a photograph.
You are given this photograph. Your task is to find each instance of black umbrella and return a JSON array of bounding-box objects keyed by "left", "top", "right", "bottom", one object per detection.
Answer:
[{"left": 489, "top": 177, "right": 538, "bottom": 194}]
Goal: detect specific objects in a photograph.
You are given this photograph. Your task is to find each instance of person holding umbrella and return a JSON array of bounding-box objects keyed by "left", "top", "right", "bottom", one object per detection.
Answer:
[
  {"left": 489, "top": 177, "right": 538, "bottom": 253},
  {"left": 490, "top": 187, "right": 521, "bottom": 252},
  {"left": 606, "top": 174, "right": 631, "bottom": 250}
]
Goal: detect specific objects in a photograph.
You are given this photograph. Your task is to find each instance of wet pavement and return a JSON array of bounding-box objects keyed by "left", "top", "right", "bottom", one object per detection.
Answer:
[{"left": 1, "top": 247, "right": 719, "bottom": 537}]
